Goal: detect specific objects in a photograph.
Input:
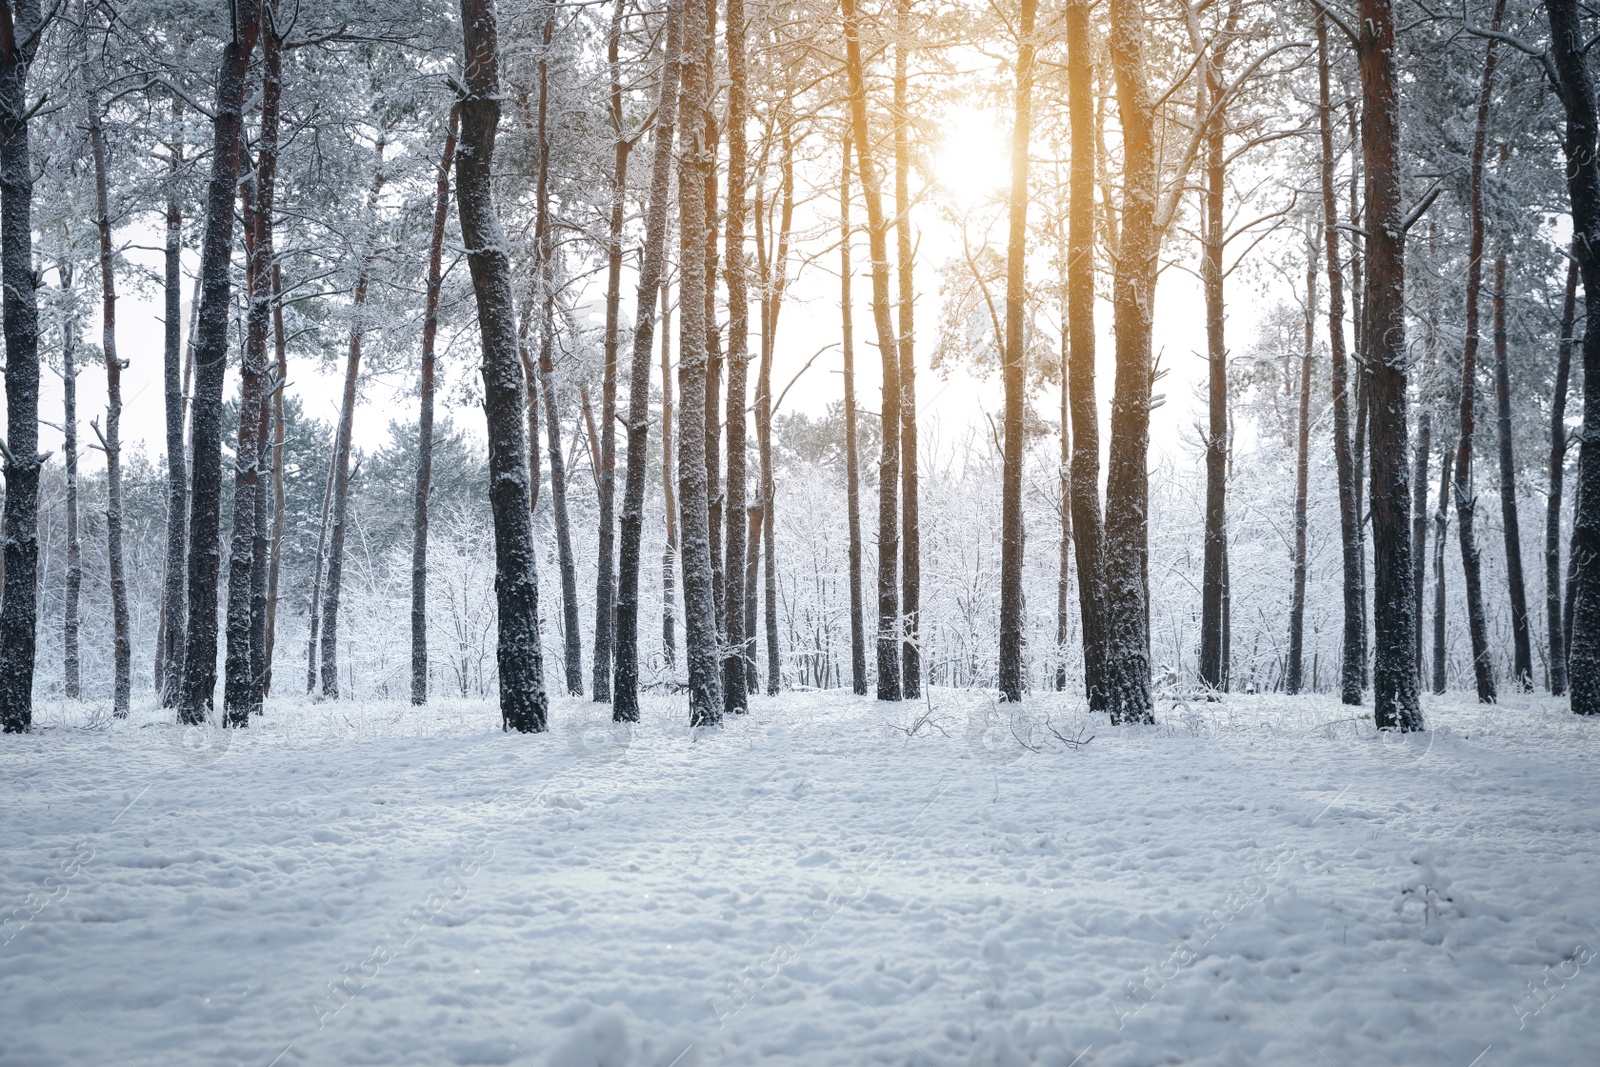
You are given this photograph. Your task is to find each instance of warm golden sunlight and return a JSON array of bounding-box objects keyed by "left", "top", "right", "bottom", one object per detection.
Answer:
[{"left": 932, "top": 105, "right": 1011, "bottom": 208}]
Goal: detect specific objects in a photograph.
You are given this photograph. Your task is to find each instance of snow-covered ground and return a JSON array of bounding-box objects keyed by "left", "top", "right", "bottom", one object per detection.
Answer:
[{"left": 1, "top": 688, "right": 1595, "bottom": 1066}]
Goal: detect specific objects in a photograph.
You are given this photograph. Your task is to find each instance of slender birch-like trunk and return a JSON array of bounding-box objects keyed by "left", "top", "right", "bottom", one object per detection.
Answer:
[
  {"left": 411, "top": 105, "right": 459, "bottom": 706},
  {"left": 1454, "top": 0, "right": 1507, "bottom": 705},
  {"left": 593, "top": 0, "right": 630, "bottom": 703},
  {"left": 61, "top": 270, "right": 81, "bottom": 701},
  {"left": 1492, "top": 254, "right": 1533, "bottom": 690},
  {"left": 841, "top": 0, "right": 902, "bottom": 700},
  {"left": 1287, "top": 229, "right": 1316, "bottom": 694},
  {"left": 721, "top": 0, "right": 750, "bottom": 714},
  {"left": 320, "top": 138, "right": 386, "bottom": 701},
  {"left": 1547, "top": 256, "right": 1578, "bottom": 695},
  {"left": 841, "top": 126, "right": 867, "bottom": 697},
  {"left": 997, "top": 0, "right": 1037, "bottom": 703},
  {"left": 613, "top": 0, "right": 684, "bottom": 721}
]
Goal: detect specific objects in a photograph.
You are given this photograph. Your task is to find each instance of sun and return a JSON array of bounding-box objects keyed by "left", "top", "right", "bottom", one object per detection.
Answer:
[{"left": 933, "top": 106, "right": 1011, "bottom": 208}]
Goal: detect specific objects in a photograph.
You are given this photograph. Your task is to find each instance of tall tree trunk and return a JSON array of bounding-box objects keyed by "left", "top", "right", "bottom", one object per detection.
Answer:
[
  {"left": 1055, "top": 280, "right": 1071, "bottom": 693},
  {"left": 661, "top": 280, "right": 679, "bottom": 672},
  {"left": 614, "top": 0, "right": 683, "bottom": 720},
  {"left": 1454, "top": 0, "right": 1506, "bottom": 705},
  {"left": 841, "top": 0, "right": 902, "bottom": 701},
  {"left": 541, "top": 338, "right": 584, "bottom": 694},
  {"left": 1197, "top": 30, "right": 1229, "bottom": 694},
  {"left": 263, "top": 262, "right": 287, "bottom": 695},
  {"left": 80, "top": 25, "right": 131, "bottom": 716},
  {"left": 456, "top": 0, "right": 550, "bottom": 732},
  {"left": 1412, "top": 410, "right": 1430, "bottom": 680},
  {"left": 158, "top": 98, "right": 186, "bottom": 706},
  {"left": 743, "top": 503, "right": 762, "bottom": 689},
  {"left": 320, "top": 139, "right": 386, "bottom": 701},
  {"left": 1102, "top": 0, "right": 1158, "bottom": 723},
  {"left": 224, "top": 5, "right": 280, "bottom": 724},
  {"left": 1548, "top": 255, "right": 1578, "bottom": 695},
  {"left": 720, "top": 0, "right": 750, "bottom": 715},
  {"left": 411, "top": 105, "right": 459, "bottom": 707},
  {"left": 1316, "top": 13, "right": 1363, "bottom": 706},
  {"left": 0, "top": 0, "right": 43, "bottom": 734},
  {"left": 1288, "top": 230, "right": 1316, "bottom": 694},
  {"left": 997, "top": 0, "right": 1037, "bottom": 704},
  {"left": 1348, "top": 101, "right": 1370, "bottom": 692},
  {"left": 60, "top": 271, "right": 81, "bottom": 701},
  {"left": 1433, "top": 443, "right": 1453, "bottom": 693},
  {"left": 760, "top": 133, "right": 794, "bottom": 695},
  {"left": 304, "top": 445, "right": 334, "bottom": 695},
  {"left": 175, "top": 0, "right": 260, "bottom": 726},
  {"left": 525, "top": 2, "right": 584, "bottom": 697},
  {"left": 702, "top": 0, "right": 725, "bottom": 647},
  {"left": 1359, "top": 0, "right": 1421, "bottom": 729},
  {"left": 594, "top": 0, "right": 629, "bottom": 704},
  {"left": 676, "top": 0, "right": 724, "bottom": 725},
  {"left": 223, "top": 167, "right": 268, "bottom": 723},
  {"left": 1548, "top": 0, "right": 1600, "bottom": 711},
  {"left": 893, "top": 0, "right": 921, "bottom": 697},
  {"left": 840, "top": 128, "right": 867, "bottom": 697},
  {"left": 1065, "top": 0, "right": 1106, "bottom": 711},
  {"left": 1492, "top": 254, "right": 1533, "bottom": 690},
  {"left": 248, "top": 8, "right": 282, "bottom": 714}
]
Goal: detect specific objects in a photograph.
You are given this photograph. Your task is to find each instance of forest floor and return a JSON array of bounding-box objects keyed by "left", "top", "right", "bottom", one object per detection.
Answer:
[{"left": 0, "top": 686, "right": 1595, "bottom": 1067}]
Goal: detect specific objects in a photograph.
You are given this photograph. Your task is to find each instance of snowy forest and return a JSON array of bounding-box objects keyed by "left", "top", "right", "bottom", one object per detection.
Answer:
[{"left": 1, "top": 0, "right": 1598, "bottom": 1063}]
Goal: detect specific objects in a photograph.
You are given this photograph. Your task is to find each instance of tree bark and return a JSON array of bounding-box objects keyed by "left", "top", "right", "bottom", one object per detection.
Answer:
[
  {"left": 61, "top": 271, "right": 81, "bottom": 701},
  {"left": 1454, "top": 0, "right": 1506, "bottom": 705},
  {"left": 839, "top": 128, "right": 866, "bottom": 698},
  {"left": 997, "top": 0, "right": 1037, "bottom": 704},
  {"left": 1102, "top": 0, "right": 1158, "bottom": 723},
  {"left": 701, "top": 0, "right": 724, "bottom": 648},
  {"left": 80, "top": 22, "right": 130, "bottom": 716},
  {"left": 224, "top": 6, "right": 280, "bottom": 724},
  {"left": 525, "top": 2, "right": 584, "bottom": 698},
  {"left": 1197, "top": 25, "right": 1230, "bottom": 694},
  {"left": 1433, "top": 443, "right": 1453, "bottom": 693},
  {"left": 540, "top": 339, "right": 584, "bottom": 695},
  {"left": 320, "top": 138, "right": 386, "bottom": 701},
  {"left": 1288, "top": 230, "right": 1316, "bottom": 694},
  {"left": 1065, "top": 0, "right": 1106, "bottom": 711},
  {"left": 456, "top": 0, "right": 550, "bottom": 732},
  {"left": 676, "top": 0, "right": 724, "bottom": 725},
  {"left": 1359, "top": 0, "right": 1421, "bottom": 729},
  {"left": 263, "top": 262, "right": 287, "bottom": 695},
  {"left": 1492, "top": 254, "right": 1533, "bottom": 690},
  {"left": 661, "top": 280, "right": 679, "bottom": 672},
  {"left": 1412, "top": 410, "right": 1430, "bottom": 680},
  {"left": 753, "top": 135, "right": 794, "bottom": 696},
  {"left": 304, "top": 444, "right": 334, "bottom": 695},
  {"left": 721, "top": 0, "right": 749, "bottom": 715},
  {"left": 614, "top": 0, "right": 684, "bottom": 720},
  {"left": 0, "top": 0, "right": 43, "bottom": 733},
  {"left": 158, "top": 96, "right": 186, "bottom": 707},
  {"left": 223, "top": 165, "right": 268, "bottom": 724},
  {"left": 411, "top": 105, "right": 459, "bottom": 707},
  {"left": 593, "top": 0, "right": 629, "bottom": 704},
  {"left": 175, "top": 0, "right": 260, "bottom": 726},
  {"left": 1055, "top": 312, "right": 1071, "bottom": 693},
  {"left": 894, "top": 0, "right": 921, "bottom": 697},
  {"left": 1548, "top": 255, "right": 1578, "bottom": 695},
  {"left": 841, "top": 0, "right": 902, "bottom": 701}
]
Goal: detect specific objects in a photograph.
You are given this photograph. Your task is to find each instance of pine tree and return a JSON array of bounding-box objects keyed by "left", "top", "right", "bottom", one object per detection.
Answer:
[{"left": 456, "top": 0, "right": 550, "bottom": 733}]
